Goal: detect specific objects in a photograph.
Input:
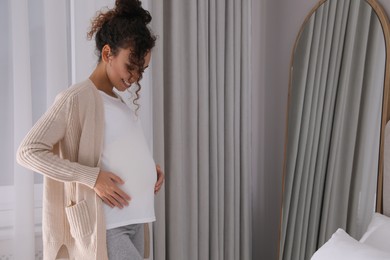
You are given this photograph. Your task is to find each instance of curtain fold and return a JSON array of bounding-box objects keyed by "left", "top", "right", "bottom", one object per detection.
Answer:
[
  {"left": 151, "top": 0, "right": 252, "bottom": 259},
  {"left": 10, "top": 0, "right": 71, "bottom": 259},
  {"left": 280, "top": 0, "right": 386, "bottom": 259},
  {"left": 11, "top": 0, "right": 35, "bottom": 259}
]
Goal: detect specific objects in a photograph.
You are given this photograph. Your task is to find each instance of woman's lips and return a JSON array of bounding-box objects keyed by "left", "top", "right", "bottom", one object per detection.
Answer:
[{"left": 122, "top": 79, "right": 131, "bottom": 88}]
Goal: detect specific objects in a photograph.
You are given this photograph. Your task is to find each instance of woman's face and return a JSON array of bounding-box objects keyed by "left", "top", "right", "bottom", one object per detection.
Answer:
[{"left": 106, "top": 47, "right": 151, "bottom": 92}]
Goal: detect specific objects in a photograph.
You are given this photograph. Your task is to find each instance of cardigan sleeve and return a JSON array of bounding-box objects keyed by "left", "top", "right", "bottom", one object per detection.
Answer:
[{"left": 16, "top": 90, "right": 100, "bottom": 189}]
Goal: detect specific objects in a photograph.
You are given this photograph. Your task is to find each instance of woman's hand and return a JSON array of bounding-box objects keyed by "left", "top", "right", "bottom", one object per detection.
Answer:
[
  {"left": 94, "top": 170, "right": 131, "bottom": 208},
  {"left": 155, "top": 164, "right": 164, "bottom": 194}
]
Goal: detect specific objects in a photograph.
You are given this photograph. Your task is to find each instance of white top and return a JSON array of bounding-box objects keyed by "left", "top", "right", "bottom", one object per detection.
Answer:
[{"left": 99, "top": 91, "right": 156, "bottom": 230}]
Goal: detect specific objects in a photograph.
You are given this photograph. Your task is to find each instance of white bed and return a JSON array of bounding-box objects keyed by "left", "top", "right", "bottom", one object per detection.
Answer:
[{"left": 311, "top": 121, "right": 390, "bottom": 260}]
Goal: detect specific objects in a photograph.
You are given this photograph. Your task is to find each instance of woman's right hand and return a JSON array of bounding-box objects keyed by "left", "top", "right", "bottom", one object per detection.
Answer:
[{"left": 93, "top": 171, "right": 131, "bottom": 208}]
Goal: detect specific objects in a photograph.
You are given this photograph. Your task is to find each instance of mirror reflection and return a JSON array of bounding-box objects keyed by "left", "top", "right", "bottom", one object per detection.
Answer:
[{"left": 279, "top": 0, "right": 388, "bottom": 259}]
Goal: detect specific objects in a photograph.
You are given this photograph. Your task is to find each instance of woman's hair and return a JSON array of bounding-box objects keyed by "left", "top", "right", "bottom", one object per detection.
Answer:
[{"left": 87, "top": 0, "right": 156, "bottom": 111}]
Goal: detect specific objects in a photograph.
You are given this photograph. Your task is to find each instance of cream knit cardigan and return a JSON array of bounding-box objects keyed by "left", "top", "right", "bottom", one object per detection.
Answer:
[{"left": 17, "top": 79, "right": 108, "bottom": 260}]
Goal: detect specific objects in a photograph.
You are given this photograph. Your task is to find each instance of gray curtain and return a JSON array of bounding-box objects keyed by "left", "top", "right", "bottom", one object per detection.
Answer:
[
  {"left": 150, "top": 1, "right": 252, "bottom": 260},
  {"left": 280, "top": 0, "right": 385, "bottom": 259}
]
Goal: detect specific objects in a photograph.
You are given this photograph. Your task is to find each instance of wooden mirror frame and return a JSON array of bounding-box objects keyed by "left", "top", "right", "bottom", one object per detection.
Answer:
[{"left": 278, "top": 0, "right": 390, "bottom": 258}]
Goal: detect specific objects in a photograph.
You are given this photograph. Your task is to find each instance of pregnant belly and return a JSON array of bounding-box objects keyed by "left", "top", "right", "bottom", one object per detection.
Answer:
[{"left": 100, "top": 137, "right": 157, "bottom": 198}]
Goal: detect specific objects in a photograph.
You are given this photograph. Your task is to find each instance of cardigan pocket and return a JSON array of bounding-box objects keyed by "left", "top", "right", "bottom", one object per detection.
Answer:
[{"left": 65, "top": 200, "right": 93, "bottom": 238}]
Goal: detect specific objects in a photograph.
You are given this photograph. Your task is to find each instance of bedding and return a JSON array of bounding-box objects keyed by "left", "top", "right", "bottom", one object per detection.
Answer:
[
  {"left": 311, "top": 228, "right": 390, "bottom": 260},
  {"left": 360, "top": 213, "right": 390, "bottom": 254}
]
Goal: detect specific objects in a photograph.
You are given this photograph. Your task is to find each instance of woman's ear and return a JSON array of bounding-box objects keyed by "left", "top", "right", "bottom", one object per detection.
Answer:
[{"left": 102, "top": 44, "right": 112, "bottom": 63}]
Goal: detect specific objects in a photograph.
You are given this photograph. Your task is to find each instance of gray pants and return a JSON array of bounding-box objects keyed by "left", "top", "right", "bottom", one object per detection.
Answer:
[{"left": 106, "top": 224, "right": 144, "bottom": 260}]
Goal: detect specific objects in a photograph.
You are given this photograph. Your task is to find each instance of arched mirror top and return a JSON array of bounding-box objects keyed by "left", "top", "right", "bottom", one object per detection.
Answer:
[{"left": 286, "top": 0, "right": 390, "bottom": 217}]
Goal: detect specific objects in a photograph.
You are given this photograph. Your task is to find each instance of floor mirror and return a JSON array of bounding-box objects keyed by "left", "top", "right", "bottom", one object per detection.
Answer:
[{"left": 278, "top": 0, "right": 390, "bottom": 259}]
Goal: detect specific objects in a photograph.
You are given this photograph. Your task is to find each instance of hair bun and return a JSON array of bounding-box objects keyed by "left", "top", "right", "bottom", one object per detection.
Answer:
[{"left": 115, "top": 0, "right": 151, "bottom": 24}]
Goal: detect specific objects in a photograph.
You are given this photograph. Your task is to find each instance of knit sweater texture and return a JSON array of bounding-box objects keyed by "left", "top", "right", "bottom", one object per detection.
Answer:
[{"left": 17, "top": 79, "right": 108, "bottom": 260}]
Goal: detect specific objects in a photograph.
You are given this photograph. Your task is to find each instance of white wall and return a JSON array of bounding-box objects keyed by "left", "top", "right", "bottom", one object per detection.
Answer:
[{"left": 251, "top": 0, "right": 390, "bottom": 259}]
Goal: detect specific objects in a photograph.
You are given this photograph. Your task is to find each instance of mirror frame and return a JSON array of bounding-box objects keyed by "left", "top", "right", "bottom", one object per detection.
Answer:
[{"left": 278, "top": 0, "right": 390, "bottom": 257}]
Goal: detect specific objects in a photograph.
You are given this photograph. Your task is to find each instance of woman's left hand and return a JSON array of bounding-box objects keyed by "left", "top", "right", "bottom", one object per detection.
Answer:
[{"left": 155, "top": 164, "right": 164, "bottom": 194}]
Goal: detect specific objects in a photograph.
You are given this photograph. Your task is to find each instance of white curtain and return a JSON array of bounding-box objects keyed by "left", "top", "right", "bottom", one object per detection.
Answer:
[
  {"left": 9, "top": 0, "right": 69, "bottom": 258},
  {"left": 3, "top": 0, "right": 153, "bottom": 259}
]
